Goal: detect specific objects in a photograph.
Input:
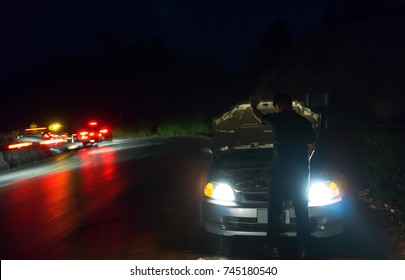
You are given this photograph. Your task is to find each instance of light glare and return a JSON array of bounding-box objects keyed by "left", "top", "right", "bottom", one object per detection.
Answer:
[
  {"left": 204, "top": 182, "right": 235, "bottom": 201},
  {"left": 308, "top": 180, "right": 341, "bottom": 206}
]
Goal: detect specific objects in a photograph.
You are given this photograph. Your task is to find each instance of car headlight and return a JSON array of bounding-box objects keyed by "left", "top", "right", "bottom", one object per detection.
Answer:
[
  {"left": 308, "top": 180, "right": 341, "bottom": 206},
  {"left": 204, "top": 182, "right": 235, "bottom": 202}
]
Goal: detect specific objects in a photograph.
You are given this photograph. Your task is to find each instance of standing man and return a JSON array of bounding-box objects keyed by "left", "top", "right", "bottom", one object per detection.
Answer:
[{"left": 251, "top": 93, "right": 315, "bottom": 258}]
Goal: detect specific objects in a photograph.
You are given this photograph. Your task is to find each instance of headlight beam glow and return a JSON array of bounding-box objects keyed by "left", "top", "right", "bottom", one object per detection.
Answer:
[
  {"left": 308, "top": 180, "right": 341, "bottom": 206},
  {"left": 204, "top": 182, "right": 235, "bottom": 202}
]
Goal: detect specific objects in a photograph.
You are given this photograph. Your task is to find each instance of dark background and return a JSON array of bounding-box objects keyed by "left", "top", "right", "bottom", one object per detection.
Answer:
[{"left": 1, "top": 0, "right": 405, "bottom": 132}]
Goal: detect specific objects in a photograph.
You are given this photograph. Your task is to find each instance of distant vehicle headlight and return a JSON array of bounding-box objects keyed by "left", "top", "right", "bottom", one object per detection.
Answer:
[
  {"left": 308, "top": 180, "right": 341, "bottom": 206},
  {"left": 204, "top": 182, "right": 235, "bottom": 202}
]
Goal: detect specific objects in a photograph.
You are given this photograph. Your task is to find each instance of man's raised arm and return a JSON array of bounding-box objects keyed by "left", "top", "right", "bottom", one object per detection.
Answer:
[{"left": 250, "top": 99, "right": 263, "bottom": 123}]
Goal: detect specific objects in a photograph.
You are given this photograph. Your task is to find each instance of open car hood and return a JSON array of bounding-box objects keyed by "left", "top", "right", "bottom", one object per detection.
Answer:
[{"left": 213, "top": 100, "right": 321, "bottom": 151}]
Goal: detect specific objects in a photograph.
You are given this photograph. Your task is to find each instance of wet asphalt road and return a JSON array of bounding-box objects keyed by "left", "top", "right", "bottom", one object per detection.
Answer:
[{"left": 0, "top": 137, "right": 397, "bottom": 260}]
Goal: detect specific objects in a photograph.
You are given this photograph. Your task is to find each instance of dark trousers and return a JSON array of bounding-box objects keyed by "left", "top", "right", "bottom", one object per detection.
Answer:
[{"left": 266, "top": 172, "right": 310, "bottom": 247}]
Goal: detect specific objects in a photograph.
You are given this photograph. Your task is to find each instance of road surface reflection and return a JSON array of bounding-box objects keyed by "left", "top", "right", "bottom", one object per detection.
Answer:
[{"left": 0, "top": 146, "right": 127, "bottom": 259}]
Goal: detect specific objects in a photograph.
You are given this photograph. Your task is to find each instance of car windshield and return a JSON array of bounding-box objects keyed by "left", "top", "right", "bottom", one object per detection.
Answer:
[{"left": 215, "top": 149, "right": 273, "bottom": 169}]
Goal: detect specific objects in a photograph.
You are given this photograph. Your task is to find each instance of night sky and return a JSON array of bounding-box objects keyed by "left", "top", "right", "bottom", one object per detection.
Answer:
[
  {"left": 1, "top": 0, "right": 326, "bottom": 81},
  {"left": 2, "top": 0, "right": 405, "bottom": 132}
]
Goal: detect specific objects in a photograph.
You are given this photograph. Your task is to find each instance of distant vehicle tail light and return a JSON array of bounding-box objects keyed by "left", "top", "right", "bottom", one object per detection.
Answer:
[
  {"left": 43, "top": 133, "right": 58, "bottom": 139},
  {"left": 40, "top": 139, "right": 65, "bottom": 145},
  {"left": 100, "top": 129, "right": 108, "bottom": 134},
  {"left": 25, "top": 127, "right": 47, "bottom": 133},
  {"left": 78, "top": 131, "right": 89, "bottom": 140},
  {"left": 8, "top": 142, "right": 33, "bottom": 150},
  {"left": 88, "top": 121, "right": 98, "bottom": 126}
]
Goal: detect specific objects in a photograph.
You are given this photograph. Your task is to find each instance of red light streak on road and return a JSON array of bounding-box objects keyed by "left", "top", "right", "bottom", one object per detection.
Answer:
[{"left": 0, "top": 146, "right": 126, "bottom": 259}]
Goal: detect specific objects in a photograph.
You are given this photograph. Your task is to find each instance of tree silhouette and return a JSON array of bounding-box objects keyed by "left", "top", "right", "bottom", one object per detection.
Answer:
[
  {"left": 0, "top": 34, "right": 244, "bottom": 131},
  {"left": 246, "top": 19, "right": 292, "bottom": 85}
]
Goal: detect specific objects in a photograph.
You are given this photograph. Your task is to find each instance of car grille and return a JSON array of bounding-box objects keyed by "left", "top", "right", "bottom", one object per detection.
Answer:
[
  {"left": 231, "top": 171, "right": 269, "bottom": 202},
  {"left": 223, "top": 216, "right": 298, "bottom": 232},
  {"left": 243, "top": 192, "right": 268, "bottom": 202},
  {"left": 223, "top": 217, "right": 268, "bottom": 231},
  {"left": 223, "top": 216, "right": 319, "bottom": 232}
]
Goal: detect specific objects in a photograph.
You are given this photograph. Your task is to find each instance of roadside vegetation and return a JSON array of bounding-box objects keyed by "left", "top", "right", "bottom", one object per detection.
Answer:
[
  {"left": 355, "top": 126, "right": 405, "bottom": 247},
  {"left": 156, "top": 116, "right": 211, "bottom": 136},
  {"left": 113, "top": 116, "right": 212, "bottom": 138}
]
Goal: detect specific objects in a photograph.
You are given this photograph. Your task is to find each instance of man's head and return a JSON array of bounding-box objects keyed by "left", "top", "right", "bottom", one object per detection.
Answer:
[{"left": 272, "top": 93, "right": 292, "bottom": 113}]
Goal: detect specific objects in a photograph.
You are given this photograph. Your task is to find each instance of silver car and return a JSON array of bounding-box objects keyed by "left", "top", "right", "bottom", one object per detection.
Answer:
[{"left": 200, "top": 100, "right": 346, "bottom": 243}]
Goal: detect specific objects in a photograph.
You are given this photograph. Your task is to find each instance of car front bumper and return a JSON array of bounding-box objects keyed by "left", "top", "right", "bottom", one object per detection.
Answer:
[{"left": 201, "top": 198, "right": 346, "bottom": 237}]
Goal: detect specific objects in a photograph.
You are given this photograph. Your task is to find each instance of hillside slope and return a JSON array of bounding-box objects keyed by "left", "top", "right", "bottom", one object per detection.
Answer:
[{"left": 260, "top": 11, "right": 405, "bottom": 124}]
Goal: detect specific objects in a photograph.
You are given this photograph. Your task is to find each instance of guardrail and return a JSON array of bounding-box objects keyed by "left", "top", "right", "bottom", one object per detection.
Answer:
[{"left": 0, "top": 139, "right": 68, "bottom": 172}]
